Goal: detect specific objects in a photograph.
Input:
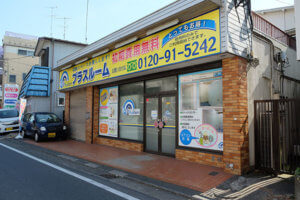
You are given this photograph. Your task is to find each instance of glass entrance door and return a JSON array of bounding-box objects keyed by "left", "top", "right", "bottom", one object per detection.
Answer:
[
  {"left": 145, "top": 95, "right": 176, "bottom": 156},
  {"left": 161, "top": 96, "right": 176, "bottom": 155}
]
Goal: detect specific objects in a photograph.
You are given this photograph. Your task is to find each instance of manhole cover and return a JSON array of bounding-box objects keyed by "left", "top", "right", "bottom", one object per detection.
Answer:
[
  {"left": 100, "top": 173, "right": 118, "bottom": 179},
  {"left": 208, "top": 171, "right": 219, "bottom": 176}
]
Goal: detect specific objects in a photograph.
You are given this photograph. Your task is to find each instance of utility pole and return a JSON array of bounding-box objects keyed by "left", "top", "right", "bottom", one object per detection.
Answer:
[
  {"left": 57, "top": 17, "right": 71, "bottom": 40},
  {"left": 85, "top": 0, "right": 89, "bottom": 44},
  {"left": 47, "top": 6, "right": 57, "bottom": 37}
]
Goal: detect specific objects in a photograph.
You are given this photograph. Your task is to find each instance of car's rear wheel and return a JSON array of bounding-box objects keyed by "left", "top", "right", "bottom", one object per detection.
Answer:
[{"left": 34, "top": 133, "right": 40, "bottom": 142}]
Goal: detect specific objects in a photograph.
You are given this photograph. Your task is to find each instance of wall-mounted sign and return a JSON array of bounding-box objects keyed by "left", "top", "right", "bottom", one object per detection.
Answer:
[
  {"left": 99, "top": 86, "right": 118, "bottom": 137},
  {"left": 59, "top": 9, "right": 220, "bottom": 90},
  {"left": 178, "top": 68, "right": 223, "bottom": 151},
  {"left": 3, "top": 84, "right": 19, "bottom": 109}
]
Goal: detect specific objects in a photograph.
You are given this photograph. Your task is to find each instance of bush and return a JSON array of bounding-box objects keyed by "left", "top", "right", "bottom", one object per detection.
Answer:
[{"left": 295, "top": 167, "right": 300, "bottom": 176}]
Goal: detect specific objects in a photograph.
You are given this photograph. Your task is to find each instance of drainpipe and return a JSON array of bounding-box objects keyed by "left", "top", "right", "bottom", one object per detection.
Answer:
[{"left": 50, "top": 39, "right": 55, "bottom": 112}]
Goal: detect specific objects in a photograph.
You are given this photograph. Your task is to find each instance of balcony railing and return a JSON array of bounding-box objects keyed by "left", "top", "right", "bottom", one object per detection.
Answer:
[{"left": 252, "top": 12, "right": 296, "bottom": 50}]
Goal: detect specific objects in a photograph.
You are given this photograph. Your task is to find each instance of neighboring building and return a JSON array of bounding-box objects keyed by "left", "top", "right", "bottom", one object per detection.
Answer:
[
  {"left": 19, "top": 66, "right": 51, "bottom": 112},
  {"left": 55, "top": 0, "right": 300, "bottom": 175},
  {"left": 0, "top": 46, "right": 3, "bottom": 105},
  {"left": 2, "top": 32, "right": 39, "bottom": 95},
  {"left": 256, "top": 6, "right": 295, "bottom": 37},
  {"left": 295, "top": 1, "right": 300, "bottom": 60},
  {"left": 20, "top": 37, "right": 86, "bottom": 119}
]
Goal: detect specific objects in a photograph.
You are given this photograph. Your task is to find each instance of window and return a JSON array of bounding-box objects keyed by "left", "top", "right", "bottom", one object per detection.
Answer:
[
  {"left": 29, "top": 115, "right": 35, "bottom": 123},
  {"left": 36, "top": 113, "right": 61, "bottom": 123},
  {"left": 18, "top": 49, "right": 34, "bottom": 56},
  {"left": 58, "top": 97, "right": 65, "bottom": 106},
  {"left": 145, "top": 76, "right": 177, "bottom": 94},
  {"left": 22, "top": 73, "right": 27, "bottom": 80},
  {"left": 23, "top": 114, "right": 31, "bottom": 122},
  {"left": 0, "top": 109, "right": 19, "bottom": 118},
  {"left": 178, "top": 69, "right": 223, "bottom": 151},
  {"left": 99, "top": 86, "right": 118, "bottom": 138},
  {"left": 119, "top": 82, "right": 144, "bottom": 141},
  {"left": 27, "top": 51, "right": 34, "bottom": 56},
  {"left": 9, "top": 75, "right": 16, "bottom": 83},
  {"left": 18, "top": 49, "right": 27, "bottom": 56}
]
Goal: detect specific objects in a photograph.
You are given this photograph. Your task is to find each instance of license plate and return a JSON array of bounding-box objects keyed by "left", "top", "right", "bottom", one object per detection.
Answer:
[
  {"left": 48, "top": 132, "right": 56, "bottom": 138},
  {"left": 5, "top": 127, "right": 13, "bottom": 131}
]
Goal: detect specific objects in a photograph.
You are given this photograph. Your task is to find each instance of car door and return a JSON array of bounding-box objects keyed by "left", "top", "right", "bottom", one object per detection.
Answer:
[
  {"left": 22, "top": 114, "right": 31, "bottom": 131},
  {"left": 27, "top": 114, "right": 35, "bottom": 136}
]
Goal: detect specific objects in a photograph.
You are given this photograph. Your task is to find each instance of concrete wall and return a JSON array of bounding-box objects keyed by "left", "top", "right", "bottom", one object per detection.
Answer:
[
  {"left": 39, "top": 40, "right": 85, "bottom": 119},
  {"left": 247, "top": 33, "right": 300, "bottom": 166},
  {"left": 2, "top": 36, "right": 39, "bottom": 90}
]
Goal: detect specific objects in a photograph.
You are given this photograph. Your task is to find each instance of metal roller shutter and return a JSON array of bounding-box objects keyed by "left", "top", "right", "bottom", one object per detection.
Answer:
[{"left": 69, "top": 88, "right": 86, "bottom": 141}]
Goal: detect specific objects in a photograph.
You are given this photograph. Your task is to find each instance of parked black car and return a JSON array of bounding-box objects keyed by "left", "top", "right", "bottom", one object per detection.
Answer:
[{"left": 21, "top": 112, "right": 68, "bottom": 142}]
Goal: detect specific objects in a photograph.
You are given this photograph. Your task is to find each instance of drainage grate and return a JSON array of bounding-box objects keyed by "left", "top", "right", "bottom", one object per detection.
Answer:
[
  {"left": 100, "top": 173, "right": 118, "bottom": 179},
  {"left": 208, "top": 171, "right": 219, "bottom": 176}
]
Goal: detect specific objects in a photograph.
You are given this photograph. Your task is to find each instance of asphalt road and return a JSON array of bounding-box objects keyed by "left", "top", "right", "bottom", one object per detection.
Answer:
[{"left": 0, "top": 143, "right": 139, "bottom": 200}]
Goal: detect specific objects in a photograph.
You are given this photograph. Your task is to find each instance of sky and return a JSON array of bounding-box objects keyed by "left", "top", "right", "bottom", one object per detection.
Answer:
[{"left": 0, "top": 0, "right": 295, "bottom": 46}]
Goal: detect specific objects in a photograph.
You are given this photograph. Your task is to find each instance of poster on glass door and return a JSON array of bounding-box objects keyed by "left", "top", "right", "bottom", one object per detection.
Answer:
[
  {"left": 178, "top": 68, "right": 223, "bottom": 151},
  {"left": 99, "top": 86, "right": 118, "bottom": 137}
]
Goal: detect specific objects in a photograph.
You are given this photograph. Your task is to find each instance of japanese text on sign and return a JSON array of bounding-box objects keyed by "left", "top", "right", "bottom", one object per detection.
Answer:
[{"left": 59, "top": 9, "right": 220, "bottom": 90}]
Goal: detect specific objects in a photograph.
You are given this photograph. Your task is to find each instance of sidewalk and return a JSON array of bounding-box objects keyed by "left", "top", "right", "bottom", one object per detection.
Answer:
[{"left": 26, "top": 139, "right": 232, "bottom": 192}]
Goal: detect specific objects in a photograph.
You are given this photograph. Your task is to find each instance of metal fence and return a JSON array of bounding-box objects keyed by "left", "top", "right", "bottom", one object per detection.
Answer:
[{"left": 254, "top": 99, "right": 300, "bottom": 173}]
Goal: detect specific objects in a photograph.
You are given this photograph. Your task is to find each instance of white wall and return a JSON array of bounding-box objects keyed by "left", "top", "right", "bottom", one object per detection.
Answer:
[
  {"left": 248, "top": 33, "right": 300, "bottom": 166},
  {"left": 257, "top": 7, "right": 295, "bottom": 32}
]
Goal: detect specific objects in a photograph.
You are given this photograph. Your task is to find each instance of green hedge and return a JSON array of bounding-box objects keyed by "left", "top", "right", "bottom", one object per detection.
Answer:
[{"left": 295, "top": 167, "right": 300, "bottom": 176}]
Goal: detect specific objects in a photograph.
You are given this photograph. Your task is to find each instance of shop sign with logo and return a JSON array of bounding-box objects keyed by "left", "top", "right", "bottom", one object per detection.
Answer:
[
  {"left": 59, "top": 9, "right": 221, "bottom": 90},
  {"left": 4, "top": 84, "right": 19, "bottom": 109},
  {"left": 99, "top": 86, "right": 118, "bottom": 137},
  {"left": 122, "top": 99, "right": 140, "bottom": 116}
]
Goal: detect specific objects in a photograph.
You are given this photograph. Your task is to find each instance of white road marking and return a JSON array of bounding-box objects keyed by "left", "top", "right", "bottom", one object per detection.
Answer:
[{"left": 0, "top": 143, "right": 139, "bottom": 200}]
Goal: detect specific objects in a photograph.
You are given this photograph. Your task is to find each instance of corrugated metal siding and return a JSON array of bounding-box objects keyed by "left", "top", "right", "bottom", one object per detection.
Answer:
[
  {"left": 69, "top": 88, "right": 86, "bottom": 141},
  {"left": 224, "top": 0, "right": 251, "bottom": 57},
  {"left": 26, "top": 97, "right": 50, "bottom": 113}
]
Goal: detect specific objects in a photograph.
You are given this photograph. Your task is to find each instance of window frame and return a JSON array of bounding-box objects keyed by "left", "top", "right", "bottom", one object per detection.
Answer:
[
  {"left": 119, "top": 81, "right": 145, "bottom": 141},
  {"left": 57, "top": 97, "right": 65, "bottom": 107},
  {"left": 9, "top": 75, "right": 16, "bottom": 83},
  {"left": 96, "top": 61, "right": 222, "bottom": 154}
]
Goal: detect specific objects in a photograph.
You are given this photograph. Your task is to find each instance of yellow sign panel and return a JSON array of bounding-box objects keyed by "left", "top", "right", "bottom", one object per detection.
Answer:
[{"left": 59, "top": 9, "right": 220, "bottom": 90}]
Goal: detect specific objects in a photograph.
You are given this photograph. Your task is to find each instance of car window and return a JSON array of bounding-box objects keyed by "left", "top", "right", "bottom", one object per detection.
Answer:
[
  {"left": 0, "top": 110, "right": 19, "bottom": 118},
  {"left": 23, "top": 114, "right": 31, "bottom": 122},
  {"left": 36, "top": 113, "right": 61, "bottom": 123},
  {"left": 29, "top": 115, "right": 35, "bottom": 123}
]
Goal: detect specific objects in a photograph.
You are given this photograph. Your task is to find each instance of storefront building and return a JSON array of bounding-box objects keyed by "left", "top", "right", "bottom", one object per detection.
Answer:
[{"left": 56, "top": 0, "right": 251, "bottom": 175}]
